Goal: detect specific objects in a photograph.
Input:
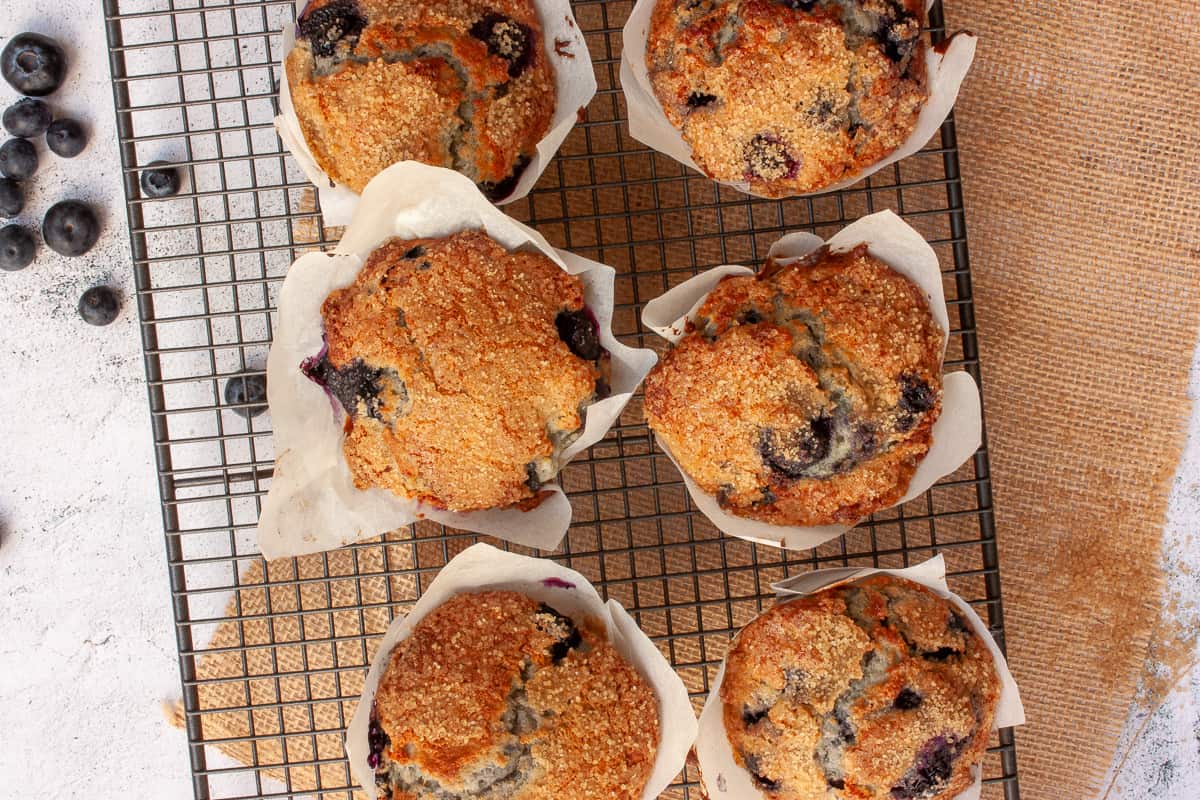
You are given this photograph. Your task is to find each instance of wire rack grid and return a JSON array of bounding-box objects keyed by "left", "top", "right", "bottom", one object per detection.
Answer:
[{"left": 102, "top": 0, "right": 1019, "bottom": 798}]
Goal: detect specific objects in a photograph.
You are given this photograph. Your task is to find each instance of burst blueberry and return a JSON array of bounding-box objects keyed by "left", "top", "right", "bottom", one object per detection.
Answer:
[
  {"left": 555, "top": 307, "right": 601, "bottom": 361},
  {"left": 469, "top": 13, "right": 533, "bottom": 77},
  {"left": 0, "top": 138, "right": 37, "bottom": 180},
  {"left": 140, "top": 161, "right": 182, "bottom": 198},
  {"left": 224, "top": 371, "right": 268, "bottom": 418},
  {"left": 0, "top": 224, "right": 36, "bottom": 271},
  {"left": 535, "top": 603, "right": 582, "bottom": 663},
  {"left": 78, "top": 285, "right": 121, "bottom": 326},
  {"left": 43, "top": 200, "right": 100, "bottom": 256},
  {"left": 298, "top": 0, "right": 367, "bottom": 59},
  {"left": 45, "top": 118, "right": 87, "bottom": 158},
  {"left": 478, "top": 154, "right": 530, "bottom": 201},
  {"left": 686, "top": 91, "right": 717, "bottom": 109},
  {"left": 3, "top": 97, "right": 52, "bottom": 137},
  {"left": 0, "top": 178, "right": 22, "bottom": 217},
  {"left": 1, "top": 33, "right": 67, "bottom": 96},
  {"left": 893, "top": 688, "right": 923, "bottom": 710},
  {"left": 891, "top": 736, "right": 960, "bottom": 799},
  {"left": 758, "top": 416, "right": 833, "bottom": 477},
  {"left": 744, "top": 133, "right": 798, "bottom": 181}
]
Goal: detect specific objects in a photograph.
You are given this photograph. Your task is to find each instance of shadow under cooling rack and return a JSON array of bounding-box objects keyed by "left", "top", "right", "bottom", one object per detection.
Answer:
[{"left": 103, "top": 0, "right": 1020, "bottom": 798}]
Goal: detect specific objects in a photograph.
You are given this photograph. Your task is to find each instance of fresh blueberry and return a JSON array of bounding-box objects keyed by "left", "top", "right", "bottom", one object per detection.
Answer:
[
  {"left": 1, "top": 33, "right": 67, "bottom": 97},
  {"left": 0, "top": 138, "right": 37, "bottom": 180},
  {"left": 686, "top": 91, "right": 717, "bottom": 109},
  {"left": 43, "top": 200, "right": 100, "bottom": 256},
  {"left": 45, "top": 118, "right": 86, "bottom": 157},
  {"left": 2, "top": 97, "right": 52, "bottom": 137},
  {"left": 891, "top": 736, "right": 960, "bottom": 800},
  {"left": 536, "top": 603, "right": 582, "bottom": 663},
  {"left": 140, "top": 161, "right": 182, "bottom": 198},
  {"left": 0, "top": 178, "right": 22, "bottom": 217},
  {"left": 0, "top": 224, "right": 36, "bottom": 271},
  {"left": 298, "top": 0, "right": 367, "bottom": 59},
  {"left": 555, "top": 307, "right": 602, "bottom": 361},
  {"left": 224, "top": 371, "right": 268, "bottom": 418},
  {"left": 758, "top": 416, "right": 833, "bottom": 477},
  {"left": 478, "top": 153, "right": 530, "bottom": 202},
  {"left": 744, "top": 133, "right": 799, "bottom": 181},
  {"left": 78, "top": 285, "right": 120, "bottom": 326},
  {"left": 469, "top": 13, "right": 533, "bottom": 77},
  {"left": 894, "top": 688, "right": 923, "bottom": 710}
]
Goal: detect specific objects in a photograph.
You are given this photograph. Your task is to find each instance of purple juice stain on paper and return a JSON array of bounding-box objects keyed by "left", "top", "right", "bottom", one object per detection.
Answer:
[{"left": 541, "top": 577, "right": 575, "bottom": 589}]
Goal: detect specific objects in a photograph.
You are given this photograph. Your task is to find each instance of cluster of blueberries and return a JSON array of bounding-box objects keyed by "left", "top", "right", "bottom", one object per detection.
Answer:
[{"left": 0, "top": 32, "right": 183, "bottom": 328}]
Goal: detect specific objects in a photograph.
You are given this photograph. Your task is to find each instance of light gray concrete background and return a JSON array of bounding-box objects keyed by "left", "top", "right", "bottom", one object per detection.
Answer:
[{"left": 0, "top": 1, "right": 1195, "bottom": 798}]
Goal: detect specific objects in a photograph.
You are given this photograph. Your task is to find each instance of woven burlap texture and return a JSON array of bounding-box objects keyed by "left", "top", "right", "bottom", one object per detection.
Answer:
[
  {"left": 946, "top": 1, "right": 1200, "bottom": 796},
  {"left": 188, "top": 3, "right": 1200, "bottom": 798}
]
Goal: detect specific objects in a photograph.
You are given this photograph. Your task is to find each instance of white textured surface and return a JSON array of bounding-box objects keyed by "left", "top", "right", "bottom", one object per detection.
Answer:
[
  {"left": 0, "top": 5, "right": 192, "bottom": 798},
  {"left": 0, "top": 3, "right": 1196, "bottom": 798}
]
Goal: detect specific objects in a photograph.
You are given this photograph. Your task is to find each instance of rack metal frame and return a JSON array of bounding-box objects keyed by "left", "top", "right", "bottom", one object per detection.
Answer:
[{"left": 103, "top": 0, "right": 1020, "bottom": 797}]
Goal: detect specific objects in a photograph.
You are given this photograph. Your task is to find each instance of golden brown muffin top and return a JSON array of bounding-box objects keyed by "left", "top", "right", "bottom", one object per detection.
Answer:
[
  {"left": 646, "top": 0, "right": 928, "bottom": 197},
  {"left": 286, "top": 0, "right": 555, "bottom": 197},
  {"left": 370, "top": 590, "right": 660, "bottom": 799},
  {"left": 643, "top": 245, "right": 944, "bottom": 526},
  {"left": 305, "top": 230, "right": 608, "bottom": 511},
  {"left": 721, "top": 575, "right": 1001, "bottom": 800}
]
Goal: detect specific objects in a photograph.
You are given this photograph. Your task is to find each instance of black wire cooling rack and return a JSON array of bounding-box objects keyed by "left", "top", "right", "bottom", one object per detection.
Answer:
[{"left": 103, "top": 0, "right": 1020, "bottom": 797}]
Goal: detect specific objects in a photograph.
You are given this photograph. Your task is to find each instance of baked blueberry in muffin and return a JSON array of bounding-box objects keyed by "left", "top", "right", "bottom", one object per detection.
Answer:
[
  {"left": 304, "top": 229, "right": 609, "bottom": 511},
  {"left": 643, "top": 244, "right": 943, "bottom": 526},
  {"left": 285, "top": 0, "right": 555, "bottom": 198},
  {"left": 645, "top": 0, "right": 929, "bottom": 196},
  {"left": 721, "top": 575, "right": 1000, "bottom": 799},
  {"left": 369, "top": 590, "right": 660, "bottom": 799}
]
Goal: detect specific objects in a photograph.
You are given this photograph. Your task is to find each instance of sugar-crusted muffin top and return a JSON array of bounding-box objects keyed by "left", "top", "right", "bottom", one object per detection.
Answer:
[
  {"left": 370, "top": 590, "right": 660, "bottom": 799},
  {"left": 645, "top": 0, "right": 928, "bottom": 197},
  {"left": 643, "top": 245, "right": 944, "bottom": 527},
  {"left": 720, "top": 575, "right": 1001, "bottom": 800},
  {"left": 286, "top": 0, "right": 556, "bottom": 197},
  {"left": 305, "top": 230, "right": 609, "bottom": 511}
]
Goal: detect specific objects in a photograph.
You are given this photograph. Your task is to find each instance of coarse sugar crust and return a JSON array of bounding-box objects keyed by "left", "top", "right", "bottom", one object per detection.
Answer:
[
  {"left": 721, "top": 575, "right": 1001, "bottom": 800},
  {"left": 286, "top": 0, "right": 556, "bottom": 196},
  {"left": 643, "top": 244, "right": 944, "bottom": 527},
  {"left": 313, "top": 229, "right": 606, "bottom": 512},
  {"left": 645, "top": 0, "right": 929, "bottom": 197},
  {"left": 371, "top": 590, "right": 660, "bottom": 799}
]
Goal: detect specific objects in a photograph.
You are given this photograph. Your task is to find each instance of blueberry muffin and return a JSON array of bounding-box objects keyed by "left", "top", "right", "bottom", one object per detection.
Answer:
[
  {"left": 645, "top": 0, "right": 928, "bottom": 197},
  {"left": 286, "top": 0, "right": 556, "bottom": 199},
  {"left": 368, "top": 590, "right": 660, "bottom": 798},
  {"left": 302, "top": 230, "right": 609, "bottom": 511},
  {"left": 643, "top": 245, "right": 943, "bottom": 527},
  {"left": 721, "top": 575, "right": 1001, "bottom": 799}
]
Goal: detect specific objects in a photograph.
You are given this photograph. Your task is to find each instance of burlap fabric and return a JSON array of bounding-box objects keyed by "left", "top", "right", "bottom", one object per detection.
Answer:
[
  {"left": 945, "top": 1, "right": 1200, "bottom": 796},
  {"left": 186, "top": 2, "right": 1200, "bottom": 798}
]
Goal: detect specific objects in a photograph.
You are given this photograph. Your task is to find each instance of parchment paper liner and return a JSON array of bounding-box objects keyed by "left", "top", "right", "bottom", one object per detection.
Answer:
[
  {"left": 275, "top": 0, "right": 599, "bottom": 225},
  {"left": 345, "top": 542, "right": 698, "bottom": 799},
  {"left": 618, "top": 0, "right": 977, "bottom": 198},
  {"left": 640, "top": 210, "right": 982, "bottom": 549},
  {"left": 257, "top": 161, "right": 658, "bottom": 559},
  {"left": 695, "top": 554, "right": 1025, "bottom": 800}
]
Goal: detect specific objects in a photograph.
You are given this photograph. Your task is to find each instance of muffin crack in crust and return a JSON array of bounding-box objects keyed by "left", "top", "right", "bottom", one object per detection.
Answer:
[
  {"left": 645, "top": 0, "right": 928, "bottom": 196},
  {"left": 643, "top": 244, "right": 944, "bottom": 526},
  {"left": 721, "top": 576, "right": 1001, "bottom": 800},
  {"left": 286, "top": 0, "right": 556, "bottom": 197},
  {"left": 369, "top": 591, "right": 660, "bottom": 800},
  {"left": 303, "top": 230, "right": 610, "bottom": 511}
]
